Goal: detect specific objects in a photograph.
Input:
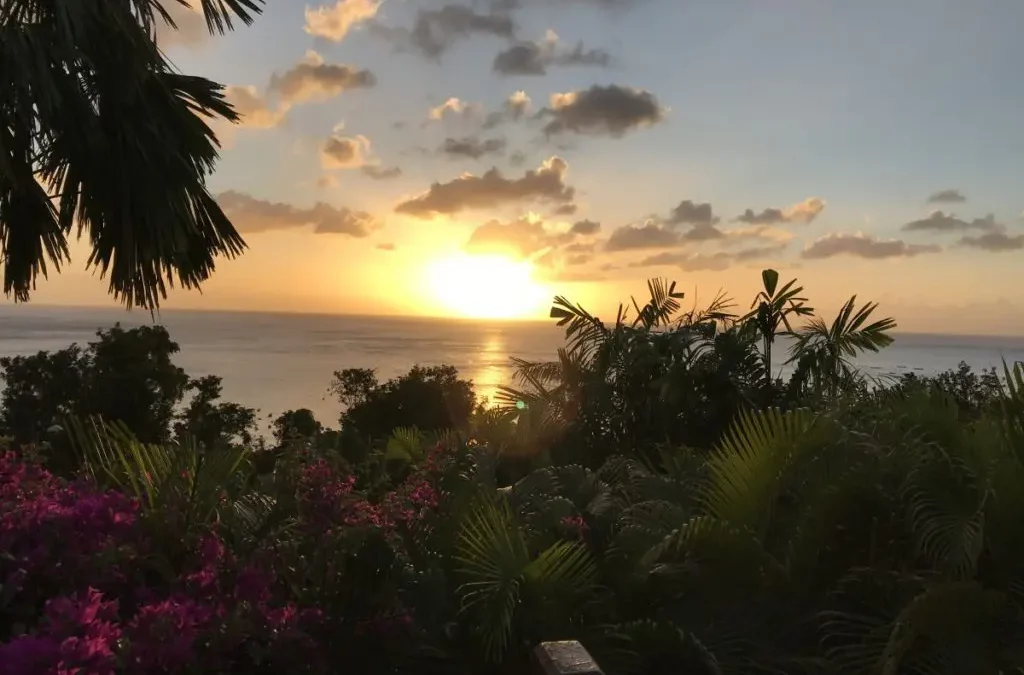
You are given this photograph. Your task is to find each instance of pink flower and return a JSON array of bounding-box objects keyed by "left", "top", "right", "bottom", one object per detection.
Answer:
[{"left": 126, "top": 597, "right": 211, "bottom": 673}]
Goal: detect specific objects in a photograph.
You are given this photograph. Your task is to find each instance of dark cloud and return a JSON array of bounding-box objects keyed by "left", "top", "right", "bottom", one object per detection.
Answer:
[
  {"left": 376, "top": 242, "right": 396, "bottom": 251},
  {"left": 802, "top": 233, "right": 939, "bottom": 260},
  {"left": 269, "top": 52, "right": 376, "bottom": 103},
  {"left": 927, "top": 188, "right": 966, "bottom": 204},
  {"left": 959, "top": 230, "right": 1024, "bottom": 252},
  {"left": 395, "top": 157, "right": 574, "bottom": 217},
  {"left": 217, "top": 190, "right": 377, "bottom": 236},
  {"left": 540, "top": 85, "right": 666, "bottom": 137},
  {"left": 570, "top": 219, "right": 600, "bottom": 236},
  {"left": 551, "top": 203, "right": 577, "bottom": 216},
  {"left": 439, "top": 136, "right": 507, "bottom": 159},
  {"left": 666, "top": 200, "right": 718, "bottom": 227},
  {"left": 320, "top": 135, "right": 371, "bottom": 169},
  {"left": 362, "top": 165, "right": 403, "bottom": 180},
  {"left": 735, "top": 198, "right": 826, "bottom": 226},
  {"left": 901, "top": 211, "right": 999, "bottom": 233},
  {"left": 409, "top": 5, "right": 515, "bottom": 58},
  {"left": 682, "top": 225, "right": 724, "bottom": 242},
  {"left": 493, "top": 34, "right": 610, "bottom": 76},
  {"left": 605, "top": 222, "right": 681, "bottom": 251}
]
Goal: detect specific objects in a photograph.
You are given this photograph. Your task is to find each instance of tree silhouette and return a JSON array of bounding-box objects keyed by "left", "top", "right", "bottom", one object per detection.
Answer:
[{"left": 0, "top": 0, "right": 263, "bottom": 308}]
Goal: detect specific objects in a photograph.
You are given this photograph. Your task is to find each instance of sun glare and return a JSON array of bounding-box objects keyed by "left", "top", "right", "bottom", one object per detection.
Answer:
[{"left": 425, "top": 253, "right": 550, "bottom": 320}]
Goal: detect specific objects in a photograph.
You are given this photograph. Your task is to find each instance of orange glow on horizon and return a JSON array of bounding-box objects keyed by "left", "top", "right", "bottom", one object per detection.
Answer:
[{"left": 423, "top": 253, "right": 551, "bottom": 320}]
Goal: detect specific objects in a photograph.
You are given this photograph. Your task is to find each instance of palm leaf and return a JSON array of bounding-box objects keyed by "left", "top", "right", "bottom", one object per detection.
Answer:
[
  {"left": 702, "top": 407, "right": 816, "bottom": 537},
  {"left": 453, "top": 496, "right": 530, "bottom": 661}
]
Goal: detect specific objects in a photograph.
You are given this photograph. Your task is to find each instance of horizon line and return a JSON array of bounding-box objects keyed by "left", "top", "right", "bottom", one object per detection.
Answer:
[{"left": 3, "top": 301, "right": 1024, "bottom": 342}]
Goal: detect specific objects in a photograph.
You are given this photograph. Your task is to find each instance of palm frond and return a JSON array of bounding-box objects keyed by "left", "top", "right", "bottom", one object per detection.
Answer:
[
  {"left": 904, "top": 449, "right": 988, "bottom": 580},
  {"left": 453, "top": 496, "right": 530, "bottom": 661},
  {"left": 385, "top": 426, "right": 427, "bottom": 463},
  {"left": 69, "top": 415, "right": 248, "bottom": 526},
  {"left": 702, "top": 407, "right": 816, "bottom": 537}
]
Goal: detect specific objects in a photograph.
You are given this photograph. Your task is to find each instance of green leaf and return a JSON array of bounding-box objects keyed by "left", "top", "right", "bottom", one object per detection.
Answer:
[{"left": 761, "top": 268, "right": 779, "bottom": 297}]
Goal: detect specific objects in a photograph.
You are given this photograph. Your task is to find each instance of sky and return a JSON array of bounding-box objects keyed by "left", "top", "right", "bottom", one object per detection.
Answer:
[{"left": 25, "top": 0, "right": 1024, "bottom": 334}]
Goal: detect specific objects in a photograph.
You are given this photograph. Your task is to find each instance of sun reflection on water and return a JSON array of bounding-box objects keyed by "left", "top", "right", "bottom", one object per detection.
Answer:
[{"left": 470, "top": 332, "right": 510, "bottom": 406}]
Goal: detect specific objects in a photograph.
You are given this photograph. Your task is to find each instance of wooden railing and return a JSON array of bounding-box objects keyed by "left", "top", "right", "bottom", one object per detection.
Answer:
[{"left": 533, "top": 641, "right": 603, "bottom": 675}]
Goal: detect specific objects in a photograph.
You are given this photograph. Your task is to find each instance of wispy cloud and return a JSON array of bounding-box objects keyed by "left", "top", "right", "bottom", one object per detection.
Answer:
[
  {"left": 395, "top": 157, "right": 575, "bottom": 217},
  {"left": 217, "top": 191, "right": 378, "bottom": 236},
  {"left": 304, "top": 0, "right": 381, "bottom": 42},
  {"left": 802, "top": 232, "right": 939, "bottom": 259}
]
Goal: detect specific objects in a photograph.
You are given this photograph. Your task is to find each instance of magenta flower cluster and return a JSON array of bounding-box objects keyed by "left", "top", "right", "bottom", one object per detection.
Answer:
[{"left": 0, "top": 450, "right": 451, "bottom": 674}]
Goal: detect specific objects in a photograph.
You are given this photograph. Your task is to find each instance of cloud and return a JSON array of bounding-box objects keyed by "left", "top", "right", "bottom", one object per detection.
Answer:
[
  {"left": 927, "top": 188, "right": 966, "bottom": 204},
  {"left": 506, "top": 90, "right": 531, "bottom": 118},
  {"left": 217, "top": 191, "right": 377, "bottom": 236},
  {"left": 631, "top": 244, "right": 787, "bottom": 271},
  {"left": 605, "top": 200, "right": 797, "bottom": 254},
  {"left": 376, "top": 242, "right": 396, "bottom": 251},
  {"left": 735, "top": 197, "right": 826, "bottom": 226},
  {"left": 605, "top": 222, "right": 681, "bottom": 251},
  {"left": 639, "top": 199, "right": 724, "bottom": 243},
  {"left": 304, "top": 0, "right": 380, "bottom": 41},
  {"left": 901, "top": 211, "right": 999, "bottom": 233},
  {"left": 320, "top": 134, "right": 372, "bottom": 169},
  {"left": 959, "top": 230, "right": 1024, "bottom": 252},
  {"left": 483, "top": 90, "right": 533, "bottom": 128},
  {"left": 631, "top": 251, "right": 731, "bottom": 271},
  {"left": 269, "top": 51, "right": 376, "bottom": 104},
  {"left": 550, "top": 203, "right": 577, "bottom": 216},
  {"left": 493, "top": 30, "right": 610, "bottom": 76},
  {"left": 665, "top": 200, "right": 718, "bottom": 227},
  {"left": 463, "top": 213, "right": 602, "bottom": 269},
  {"left": 464, "top": 215, "right": 554, "bottom": 258},
  {"left": 224, "top": 86, "right": 289, "bottom": 129},
  {"left": 362, "top": 165, "right": 402, "bottom": 180},
  {"left": 802, "top": 232, "right": 940, "bottom": 260},
  {"left": 395, "top": 156, "right": 575, "bottom": 218},
  {"left": 540, "top": 85, "right": 666, "bottom": 137},
  {"left": 724, "top": 224, "right": 795, "bottom": 244},
  {"left": 429, "top": 97, "right": 479, "bottom": 121},
  {"left": 408, "top": 4, "right": 515, "bottom": 58},
  {"left": 439, "top": 136, "right": 507, "bottom": 159},
  {"left": 570, "top": 219, "right": 600, "bottom": 235}
]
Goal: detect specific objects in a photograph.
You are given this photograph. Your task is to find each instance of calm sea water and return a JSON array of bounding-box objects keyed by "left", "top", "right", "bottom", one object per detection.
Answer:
[{"left": 1, "top": 305, "right": 1024, "bottom": 427}]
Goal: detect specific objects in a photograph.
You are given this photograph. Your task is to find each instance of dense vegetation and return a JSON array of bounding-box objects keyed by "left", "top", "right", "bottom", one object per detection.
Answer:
[{"left": 1, "top": 270, "right": 1022, "bottom": 675}]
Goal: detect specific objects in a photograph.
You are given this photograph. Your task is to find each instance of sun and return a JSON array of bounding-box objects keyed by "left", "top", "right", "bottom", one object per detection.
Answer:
[{"left": 425, "top": 253, "right": 551, "bottom": 320}]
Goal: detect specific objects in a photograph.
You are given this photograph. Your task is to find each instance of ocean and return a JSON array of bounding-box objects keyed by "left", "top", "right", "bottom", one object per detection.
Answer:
[{"left": 1, "top": 305, "right": 1024, "bottom": 429}]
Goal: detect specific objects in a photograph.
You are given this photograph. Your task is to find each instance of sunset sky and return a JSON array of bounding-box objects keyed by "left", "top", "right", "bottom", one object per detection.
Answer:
[{"left": 27, "top": 0, "right": 1024, "bottom": 334}]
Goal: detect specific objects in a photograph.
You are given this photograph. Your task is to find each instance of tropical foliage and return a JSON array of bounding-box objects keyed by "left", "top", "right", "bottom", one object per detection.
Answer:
[
  {"left": 2, "top": 269, "right": 1024, "bottom": 675},
  {"left": 1, "top": 0, "right": 262, "bottom": 309}
]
